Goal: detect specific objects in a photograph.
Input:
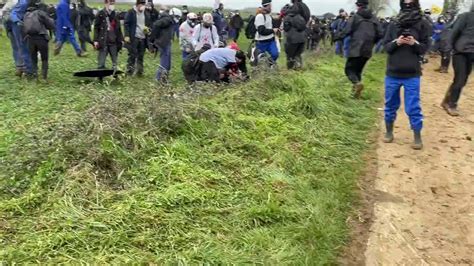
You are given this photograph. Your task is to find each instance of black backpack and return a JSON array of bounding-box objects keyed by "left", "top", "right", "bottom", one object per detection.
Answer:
[
  {"left": 245, "top": 14, "right": 267, "bottom": 39},
  {"left": 23, "top": 10, "right": 42, "bottom": 35},
  {"left": 286, "top": 13, "right": 307, "bottom": 32}
]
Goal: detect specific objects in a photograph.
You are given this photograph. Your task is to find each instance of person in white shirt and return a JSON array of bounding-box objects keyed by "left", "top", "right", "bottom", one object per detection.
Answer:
[
  {"left": 179, "top": 12, "right": 198, "bottom": 60},
  {"left": 192, "top": 12, "right": 219, "bottom": 52},
  {"left": 254, "top": 0, "right": 279, "bottom": 62}
]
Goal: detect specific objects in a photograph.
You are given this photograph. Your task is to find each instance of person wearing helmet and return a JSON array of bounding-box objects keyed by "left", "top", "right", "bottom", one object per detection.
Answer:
[
  {"left": 124, "top": 0, "right": 152, "bottom": 76},
  {"left": 179, "top": 12, "right": 198, "bottom": 60},
  {"left": 192, "top": 13, "right": 219, "bottom": 51}
]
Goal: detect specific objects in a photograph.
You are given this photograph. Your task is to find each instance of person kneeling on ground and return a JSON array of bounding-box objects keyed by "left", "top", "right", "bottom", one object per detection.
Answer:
[
  {"left": 23, "top": 0, "right": 55, "bottom": 80},
  {"left": 383, "top": 0, "right": 430, "bottom": 150},
  {"left": 197, "top": 47, "right": 247, "bottom": 83}
]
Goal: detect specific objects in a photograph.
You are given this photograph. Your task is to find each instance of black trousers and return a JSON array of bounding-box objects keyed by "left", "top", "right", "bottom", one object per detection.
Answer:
[
  {"left": 234, "top": 28, "right": 241, "bottom": 42},
  {"left": 77, "top": 27, "right": 92, "bottom": 51},
  {"left": 199, "top": 61, "right": 221, "bottom": 83},
  {"left": 126, "top": 38, "right": 147, "bottom": 75},
  {"left": 440, "top": 51, "right": 451, "bottom": 69},
  {"left": 447, "top": 53, "right": 474, "bottom": 108},
  {"left": 345, "top": 57, "right": 369, "bottom": 84},
  {"left": 285, "top": 42, "right": 305, "bottom": 69},
  {"left": 27, "top": 35, "right": 49, "bottom": 79}
]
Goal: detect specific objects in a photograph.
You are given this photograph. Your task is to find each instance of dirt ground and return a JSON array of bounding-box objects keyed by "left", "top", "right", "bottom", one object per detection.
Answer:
[{"left": 362, "top": 61, "right": 474, "bottom": 265}]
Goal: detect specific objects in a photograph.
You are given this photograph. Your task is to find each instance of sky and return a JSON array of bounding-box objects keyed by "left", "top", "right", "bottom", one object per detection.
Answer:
[{"left": 138, "top": 0, "right": 445, "bottom": 15}]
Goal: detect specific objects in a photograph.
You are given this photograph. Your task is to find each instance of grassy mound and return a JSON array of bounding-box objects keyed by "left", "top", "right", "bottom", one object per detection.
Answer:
[{"left": 0, "top": 34, "right": 385, "bottom": 263}]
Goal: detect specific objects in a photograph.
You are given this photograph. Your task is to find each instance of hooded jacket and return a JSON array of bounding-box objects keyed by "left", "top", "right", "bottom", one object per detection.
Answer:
[
  {"left": 284, "top": 1, "right": 311, "bottom": 44},
  {"left": 450, "top": 8, "right": 474, "bottom": 54},
  {"left": 383, "top": 1, "right": 430, "bottom": 78},
  {"left": 150, "top": 11, "right": 174, "bottom": 48},
  {"left": 56, "top": 0, "right": 73, "bottom": 30},
  {"left": 340, "top": 8, "right": 383, "bottom": 58}
]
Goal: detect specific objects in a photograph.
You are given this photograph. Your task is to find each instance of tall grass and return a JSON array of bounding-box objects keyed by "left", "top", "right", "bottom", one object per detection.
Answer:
[{"left": 0, "top": 32, "right": 385, "bottom": 263}]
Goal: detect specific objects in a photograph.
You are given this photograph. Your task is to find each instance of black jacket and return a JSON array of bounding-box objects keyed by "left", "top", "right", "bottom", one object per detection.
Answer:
[
  {"left": 150, "top": 12, "right": 174, "bottom": 48},
  {"left": 229, "top": 14, "right": 244, "bottom": 29},
  {"left": 77, "top": 4, "right": 94, "bottom": 31},
  {"left": 450, "top": 11, "right": 474, "bottom": 54},
  {"left": 284, "top": 1, "right": 311, "bottom": 44},
  {"left": 341, "top": 9, "right": 383, "bottom": 58},
  {"left": 124, "top": 8, "right": 151, "bottom": 42},
  {"left": 23, "top": 7, "right": 55, "bottom": 39},
  {"left": 93, "top": 9, "right": 123, "bottom": 49},
  {"left": 384, "top": 13, "right": 430, "bottom": 78}
]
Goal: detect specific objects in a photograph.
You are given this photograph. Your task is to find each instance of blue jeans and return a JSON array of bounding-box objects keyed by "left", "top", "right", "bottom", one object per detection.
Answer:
[
  {"left": 384, "top": 76, "right": 423, "bottom": 131},
  {"left": 256, "top": 39, "right": 279, "bottom": 62},
  {"left": 343, "top": 37, "right": 351, "bottom": 58},
  {"left": 11, "top": 22, "right": 32, "bottom": 73},
  {"left": 156, "top": 43, "right": 171, "bottom": 81},
  {"left": 335, "top": 40, "right": 343, "bottom": 55},
  {"left": 56, "top": 28, "right": 81, "bottom": 54},
  {"left": 7, "top": 30, "right": 21, "bottom": 69},
  {"left": 182, "top": 51, "right": 190, "bottom": 61},
  {"left": 375, "top": 39, "right": 384, "bottom": 53}
]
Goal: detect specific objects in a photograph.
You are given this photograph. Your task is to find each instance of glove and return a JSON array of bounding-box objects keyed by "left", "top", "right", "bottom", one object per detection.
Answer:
[
  {"left": 124, "top": 36, "right": 130, "bottom": 43},
  {"left": 143, "top": 26, "right": 150, "bottom": 35}
]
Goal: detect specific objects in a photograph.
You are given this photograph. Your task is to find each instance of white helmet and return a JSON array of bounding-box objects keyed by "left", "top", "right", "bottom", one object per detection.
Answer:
[
  {"left": 202, "top": 13, "right": 214, "bottom": 24},
  {"left": 187, "top": 12, "right": 198, "bottom": 20}
]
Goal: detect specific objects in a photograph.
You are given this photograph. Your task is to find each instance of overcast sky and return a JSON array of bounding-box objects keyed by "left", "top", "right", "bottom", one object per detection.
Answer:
[{"left": 146, "top": 0, "right": 445, "bottom": 15}]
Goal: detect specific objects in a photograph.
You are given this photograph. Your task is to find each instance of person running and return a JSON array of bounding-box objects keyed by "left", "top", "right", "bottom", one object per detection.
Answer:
[
  {"left": 149, "top": 5, "right": 174, "bottom": 83},
  {"left": 254, "top": 0, "right": 279, "bottom": 64},
  {"left": 192, "top": 13, "right": 219, "bottom": 51},
  {"left": 383, "top": 0, "right": 430, "bottom": 150},
  {"left": 283, "top": 0, "right": 310, "bottom": 70},
  {"left": 23, "top": 0, "right": 55, "bottom": 80},
  {"left": 124, "top": 0, "right": 151, "bottom": 76},
  {"left": 441, "top": 5, "right": 474, "bottom": 117},
  {"left": 339, "top": 0, "right": 383, "bottom": 98},
  {"left": 179, "top": 12, "right": 198, "bottom": 60},
  {"left": 93, "top": 0, "right": 123, "bottom": 71},
  {"left": 54, "top": 0, "right": 85, "bottom": 57}
]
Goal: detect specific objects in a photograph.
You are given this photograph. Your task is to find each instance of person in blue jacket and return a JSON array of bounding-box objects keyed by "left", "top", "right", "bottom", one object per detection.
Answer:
[
  {"left": 9, "top": 0, "right": 33, "bottom": 77},
  {"left": 431, "top": 16, "right": 445, "bottom": 53},
  {"left": 54, "top": 0, "right": 85, "bottom": 56}
]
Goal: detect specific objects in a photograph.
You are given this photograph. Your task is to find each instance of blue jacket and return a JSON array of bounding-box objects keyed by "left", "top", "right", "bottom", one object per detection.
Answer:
[
  {"left": 432, "top": 22, "right": 444, "bottom": 41},
  {"left": 56, "top": 0, "right": 73, "bottom": 30},
  {"left": 10, "top": 0, "right": 29, "bottom": 23}
]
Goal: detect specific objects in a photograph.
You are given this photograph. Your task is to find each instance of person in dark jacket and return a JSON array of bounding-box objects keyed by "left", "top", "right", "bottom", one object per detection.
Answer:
[
  {"left": 23, "top": 0, "right": 55, "bottom": 80},
  {"left": 149, "top": 5, "right": 174, "bottom": 82},
  {"left": 229, "top": 11, "right": 244, "bottom": 42},
  {"left": 93, "top": 0, "right": 123, "bottom": 71},
  {"left": 382, "top": 0, "right": 430, "bottom": 150},
  {"left": 436, "top": 20, "right": 453, "bottom": 73},
  {"left": 76, "top": 0, "right": 94, "bottom": 52},
  {"left": 124, "top": 0, "right": 151, "bottom": 76},
  {"left": 54, "top": 0, "right": 84, "bottom": 56},
  {"left": 307, "top": 16, "right": 321, "bottom": 50},
  {"left": 212, "top": 1, "right": 227, "bottom": 45},
  {"left": 145, "top": 0, "right": 159, "bottom": 24},
  {"left": 283, "top": 0, "right": 310, "bottom": 70},
  {"left": 339, "top": 0, "right": 383, "bottom": 98},
  {"left": 441, "top": 5, "right": 474, "bottom": 117}
]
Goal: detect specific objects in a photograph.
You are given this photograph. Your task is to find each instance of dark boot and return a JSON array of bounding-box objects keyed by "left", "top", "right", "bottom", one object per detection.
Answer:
[
  {"left": 353, "top": 82, "right": 364, "bottom": 99},
  {"left": 383, "top": 122, "right": 394, "bottom": 143},
  {"left": 411, "top": 131, "right": 423, "bottom": 150}
]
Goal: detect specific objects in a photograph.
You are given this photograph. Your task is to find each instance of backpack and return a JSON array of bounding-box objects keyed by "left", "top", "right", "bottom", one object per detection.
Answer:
[
  {"left": 245, "top": 14, "right": 267, "bottom": 39},
  {"left": 286, "top": 14, "right": 307, "bottom": 32},
  {"left": 23, "top": 10, "right": 42, "bottom": 35}
]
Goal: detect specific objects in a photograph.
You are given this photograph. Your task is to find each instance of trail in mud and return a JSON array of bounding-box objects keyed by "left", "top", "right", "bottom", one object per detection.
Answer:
[{"left": 364, "top": 60, "right": 474, "bottom": 264}]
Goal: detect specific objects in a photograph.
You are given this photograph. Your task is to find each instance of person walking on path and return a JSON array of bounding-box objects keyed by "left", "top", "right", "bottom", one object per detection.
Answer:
[
  {"left": 124, "top": 0, "right": 151, "bottom": 76},
  {"left": 282, "top": 0, "right": 310, "bottom": 70},
  {"left": 441, "top": 4, "right": 474, "bottom": 117},
  {"left": 382, "top": 0, "right": 431, "bottom": 150},
  {"left": 254, "top": 0, "right": 279, "bottom": 64}
]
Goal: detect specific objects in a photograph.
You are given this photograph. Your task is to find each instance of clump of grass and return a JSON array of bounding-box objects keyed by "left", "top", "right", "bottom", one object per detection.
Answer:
[{"left": 0, "top": 32, "right": 385, "bottom": 264}]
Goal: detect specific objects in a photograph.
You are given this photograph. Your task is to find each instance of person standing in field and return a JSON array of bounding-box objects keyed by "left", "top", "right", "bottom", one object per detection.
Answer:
[
  {"left": 339, "top": 0, "right": 383, "bottom": 98},
  {"left": 149, "top": 5, "right": 174, "bottom": 83},
  {"left": 124, "top": 0, "right": 151, "bottom": 76},
  {"left": 192, "top": 13, "right": 219, "bottom": 51},
  {"left": 93, "top": 0, "right": 123, "bottom": 71},
  {"left": 179, "top": 12, "right": 198, "bottom": 60},
  {"left": 54, "top": 0, "right": 85, "bottom": 57},
  {"left": 9, "top": 0, "right": 33, "bottom": 77},
  {"left": 254, "top": 0, "right": 279, "bottom": 64},
  {"left": 441, "top": 4, "right": 474, "bottom": 117},
  {"left": 383, "top": 0, "right": 430, "bottom": 150},
  {"left": 282, "top": 0, "right": 310, "bottom": 70}
]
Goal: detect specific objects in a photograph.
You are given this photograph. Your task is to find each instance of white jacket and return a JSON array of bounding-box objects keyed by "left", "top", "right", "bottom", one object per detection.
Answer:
[
  {"left": 192, "top": 24, "right": 219, "bottom": 51},
  {"left": 179, "top": 21, "right": 195, "bottom": 52}
]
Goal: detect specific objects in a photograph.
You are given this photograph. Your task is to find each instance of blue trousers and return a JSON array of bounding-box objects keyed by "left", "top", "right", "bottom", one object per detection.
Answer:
[
  {"left": 156, "top": 43, "right": 172, "bottom": 81},
  {"left": 335, "top": 40, "right": 343, "bottom": 55},
  {"left": 256, "top": 39, "right": 279, "bottom": 62},
  {"left": 56, "top": 28, "right": 81, "bottom": 54},
  {"left": 343, "top": 37, "right": 351, "bottom": 58},
  {"left": 384, "top": 76, "right": 423, "bottom": 131},
  {"left": 182, "top": 51, "right": 190, "bottom": 61},
  {"left": 7, "top": 30, "right": 21, "bottom": 69},
  {"left": 11, "top": 22, "right": 32, "bottom": 73}
]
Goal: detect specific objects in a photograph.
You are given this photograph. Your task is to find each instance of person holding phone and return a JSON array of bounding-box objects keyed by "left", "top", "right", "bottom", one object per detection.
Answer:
[{"left": 382, "top": 0, "right": 431, "bottom": 150}]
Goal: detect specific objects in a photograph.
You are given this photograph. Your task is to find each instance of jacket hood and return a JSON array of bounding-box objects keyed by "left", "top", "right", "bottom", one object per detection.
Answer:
[
  {"left": 357, "top": 8, "right": 373, "bottom": 19},
  {"left": 400, "top": 0, "right": 420, "bottom": 9}
]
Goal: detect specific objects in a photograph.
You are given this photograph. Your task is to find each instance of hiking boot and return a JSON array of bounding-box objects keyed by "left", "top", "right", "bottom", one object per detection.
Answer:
[
  {"left": 353, "top": 82, "right": 364, "bottom": 99},
  {"left": 441, "top": 102, "right": 460, "bottom": 117},
  {"left": 77, "top": 51, "right": 88, "bottom": 57},
  {"left": 411, "top": 131, "right": 423, "bottom": 150},
  {"left": 383, "top": 122, "right": 394, "bottom": 143},
  {"left": 54, "top": 44, "right": 62, "bottom": 56},
  {"left": 15, "top": 69, "right": 24, "bottom": 77}
]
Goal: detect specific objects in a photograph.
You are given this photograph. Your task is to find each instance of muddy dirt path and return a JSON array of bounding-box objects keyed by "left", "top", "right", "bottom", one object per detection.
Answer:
[{"left": 364, "top": 61, "right": 474, "bottom": 265}]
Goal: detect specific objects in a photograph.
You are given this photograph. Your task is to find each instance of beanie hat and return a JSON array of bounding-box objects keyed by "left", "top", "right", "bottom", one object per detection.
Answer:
[
  {"left": 356, "top": 0, "right": 369, "bottom": 7},
  {"left": 262, "top": 0, "right": 271, "bottom": 7}
]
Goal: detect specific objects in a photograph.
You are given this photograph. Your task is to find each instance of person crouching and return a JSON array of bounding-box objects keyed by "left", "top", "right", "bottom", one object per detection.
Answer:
[{"left": 198, "top": 47, "right": 247, "bottom": 83}]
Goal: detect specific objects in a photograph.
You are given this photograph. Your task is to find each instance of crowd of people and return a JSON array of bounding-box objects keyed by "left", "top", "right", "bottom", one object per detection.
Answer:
[{"left": 0, "top": 0, "right": 473, "bottom": 150}]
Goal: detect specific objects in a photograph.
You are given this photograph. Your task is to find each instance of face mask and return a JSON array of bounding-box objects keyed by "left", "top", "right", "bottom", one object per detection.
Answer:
[
  {"left": 203, "top": 23, "right": 211, "bottom": 28},
  {"left": 108, "top": 4, "right": 115, "bottom": 11},
  {"left": 402, "top": 2, "right": 415, "bottom": 9},
  {"left": 188, "top": 20, "right": 197, "bottom": 27}
]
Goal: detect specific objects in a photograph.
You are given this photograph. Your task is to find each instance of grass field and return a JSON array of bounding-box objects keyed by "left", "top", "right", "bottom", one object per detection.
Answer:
[{"left": 0, "top": 31, "right": 386, "bottom": 263}]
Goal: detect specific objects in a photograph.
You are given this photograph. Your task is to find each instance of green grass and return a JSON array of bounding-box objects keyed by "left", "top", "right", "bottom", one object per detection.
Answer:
[{"left": 0, "top": 32, "right": 386, "bottom": 264}]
